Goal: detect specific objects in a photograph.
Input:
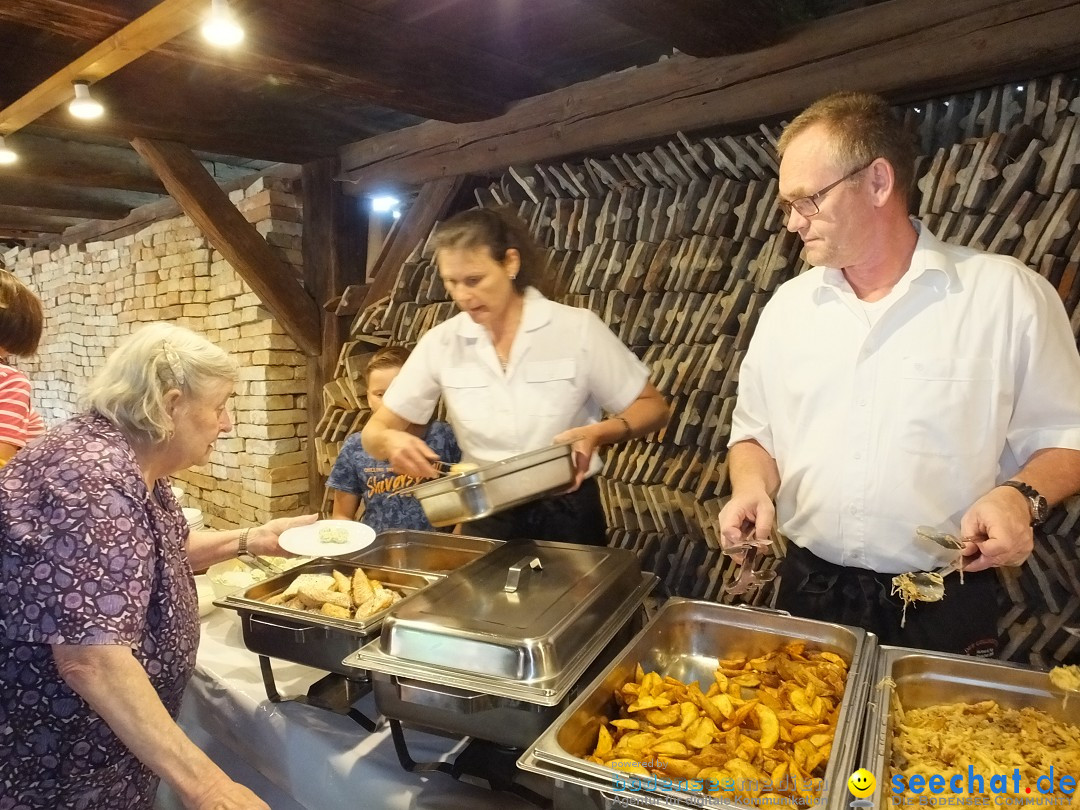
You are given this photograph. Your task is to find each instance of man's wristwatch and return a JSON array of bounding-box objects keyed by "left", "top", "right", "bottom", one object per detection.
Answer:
[{"left": 1000, "top": 480, "right": 1048, "bottom": 526}]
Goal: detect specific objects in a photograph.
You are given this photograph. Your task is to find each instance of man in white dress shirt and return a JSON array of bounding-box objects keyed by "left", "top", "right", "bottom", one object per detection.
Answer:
[{"left": 718, "top": 91, "right": 1080, "bottom": 655}]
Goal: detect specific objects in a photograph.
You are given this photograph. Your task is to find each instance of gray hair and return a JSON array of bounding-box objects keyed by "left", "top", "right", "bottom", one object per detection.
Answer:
[{"left": 85, "top": 323, "right": 237, "bottom": 444}]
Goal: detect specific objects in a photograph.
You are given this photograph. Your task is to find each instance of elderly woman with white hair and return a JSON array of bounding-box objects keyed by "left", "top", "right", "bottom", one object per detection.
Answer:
[{"left": 0, "top": 322, "right": 314, "bottom": 810}]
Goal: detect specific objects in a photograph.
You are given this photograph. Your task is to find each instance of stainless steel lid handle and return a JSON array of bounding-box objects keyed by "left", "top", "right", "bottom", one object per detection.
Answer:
[{"left": 504, "top": 556, "right": 542, "bottom": 592}]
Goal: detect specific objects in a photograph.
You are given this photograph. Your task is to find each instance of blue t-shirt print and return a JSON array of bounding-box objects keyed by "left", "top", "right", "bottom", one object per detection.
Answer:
[{"left": 326, "top": 421, "right": 461, "bottom": 533}]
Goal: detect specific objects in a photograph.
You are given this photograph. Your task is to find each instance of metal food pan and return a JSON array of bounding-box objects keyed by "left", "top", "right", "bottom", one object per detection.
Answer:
[
  {"left": 865, "top": 646, "right": 1080, "bottom": 810},
  {"left": 397, "top": 443, "right": 575, "bottom": 526},
  {"left": 518, "top": 598, "right": 874, "bottom": 810},
  {"left": 217, "top": 559, "right": 440, "bottom": 676},
  {"left": 347, "top": 530, "right": 502, "bottom": 574}
]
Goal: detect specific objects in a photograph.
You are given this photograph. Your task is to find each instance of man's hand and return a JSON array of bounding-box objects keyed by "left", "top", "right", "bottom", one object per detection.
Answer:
[
  {"left": 958, "top": 485, "right": 1034, "bottom": 572},
  {"left": 717, "top": 492, "right": 774, "bottom": 562}
]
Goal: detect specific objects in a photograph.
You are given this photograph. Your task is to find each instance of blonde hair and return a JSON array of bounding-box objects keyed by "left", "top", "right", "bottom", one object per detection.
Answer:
[
  {"left": 778, "top": 91, "right": 917, "bottom": 208},
  {"left": 85, "top": 323, "right": 236, "bottom": 444}
]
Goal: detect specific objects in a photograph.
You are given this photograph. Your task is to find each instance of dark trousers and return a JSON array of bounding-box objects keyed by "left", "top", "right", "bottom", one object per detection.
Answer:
[
  {"left": 776, "top": 543, "right": 1000, "bottom": 657},
  {"left": 466, "top": 476, "right": 607, "bottom": 546}
]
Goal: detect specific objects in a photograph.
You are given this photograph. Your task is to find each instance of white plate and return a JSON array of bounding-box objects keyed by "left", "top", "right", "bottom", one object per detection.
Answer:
[{"left": 278, "top": 520, "right": 376, "bottom": 557}]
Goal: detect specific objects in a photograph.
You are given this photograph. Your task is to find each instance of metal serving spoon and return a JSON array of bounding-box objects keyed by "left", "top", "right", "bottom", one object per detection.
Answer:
[{"left": 893, "top": 557, "right": 964, "bottom": 602}]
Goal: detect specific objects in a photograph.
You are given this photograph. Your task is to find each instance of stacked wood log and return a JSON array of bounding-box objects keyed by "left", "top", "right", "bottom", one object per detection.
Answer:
[{"left": 321, "top": 73, "right": 1080, "bottom": 664}]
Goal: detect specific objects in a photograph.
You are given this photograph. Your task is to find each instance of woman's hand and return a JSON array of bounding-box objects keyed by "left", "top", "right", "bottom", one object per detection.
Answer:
[
  {"left": 384, "top": 430, "right": 441, "bottom": 479},
  {"left": 552, "top": 428, "right": 598, "bottom": 492},
  {"left": 187, "top": 775, "right": 269, "bottom": 810},
  {"left": 248, "top": 513, "right": 317, "bottom": 557}
]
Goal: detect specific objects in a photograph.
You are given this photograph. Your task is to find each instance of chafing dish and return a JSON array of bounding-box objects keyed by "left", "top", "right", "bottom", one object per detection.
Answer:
[
  {"left": 396, "top": 443, "right": 575, "bottom": 526},
  {"left": 517, "top": 598, "right": 874, "bottom": 810},
  {"left": 345, "top": 539, "right": 657, "bottom": 749},
  {"left": 217, "top": 559, "right": 440, "bottom": 676},
  {"left": 865, "top": 646, "right": 1080, "bottom": 810},
  {"left": 347, "top": 529, "right": 501, "bottom": 573}
]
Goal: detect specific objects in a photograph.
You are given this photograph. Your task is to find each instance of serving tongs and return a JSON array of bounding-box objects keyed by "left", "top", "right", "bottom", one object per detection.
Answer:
[
  {"left": 238, "top": 553, "right": 281, "bottom": 576},
  {"left": 722, "top": 524, "right": 776, "bottom": 596}
]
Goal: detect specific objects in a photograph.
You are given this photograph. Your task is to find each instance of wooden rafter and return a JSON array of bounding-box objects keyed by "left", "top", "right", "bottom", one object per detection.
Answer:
[
  {"left": 131, "top": 137, "right": 321, "bottom": 357},
  {"left": 585, "top": 0, "right": 788, "bottom": 57},
  {"left": 339, "top": 0, "right": 1080, "bottom": 190},
  {"left": 0, "top": 177, "right": 157, "bottom": 221},
  {"left": 0, "top": 0, "right": 203, "bottom": 136}
]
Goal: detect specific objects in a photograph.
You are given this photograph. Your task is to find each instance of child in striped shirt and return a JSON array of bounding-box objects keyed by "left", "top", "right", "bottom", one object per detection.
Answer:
[{"left": 0, "top": 272, "right": 44, "bottom": 467}]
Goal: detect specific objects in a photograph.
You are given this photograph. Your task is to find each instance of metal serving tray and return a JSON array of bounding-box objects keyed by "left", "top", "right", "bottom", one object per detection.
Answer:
[
  {"left": 217, "top": 559, "right": 440, "bottom": 676},
  {"left": 347, "top": 530, "right": 501, "bottom": 574},
  {"left": 517, "top": 598, "right": 875, "bottom": 810},
  {"left": 865, "top": 646, "right": 1080, "bottom": 810},
  {"left": 397, "top": 443, "right": 575, "bottom": 526}
]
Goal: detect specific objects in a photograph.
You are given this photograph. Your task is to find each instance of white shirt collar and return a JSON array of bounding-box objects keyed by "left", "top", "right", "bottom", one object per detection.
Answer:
[
  {"left": 815, "top": 218, "right": 961, "bottom": 301},
  {"left": 452, "top": 286, "right": 552, "bottom": 338}
]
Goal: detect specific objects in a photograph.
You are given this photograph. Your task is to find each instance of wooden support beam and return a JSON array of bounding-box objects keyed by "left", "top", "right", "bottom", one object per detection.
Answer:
[
  {"left": 356, "top": 176, "right": 467, "bottom": 314},
  {"left": 301, "top": 156, "right": 368, "bottom": 511},
  {"left": 0, "top": 0, "right": 203, "bottom": 135},
  {"left": 131, "top": 138, "right": 321, "bottom": 357},
  {"left": 340, "top": 0, "right": 1080, "bottom": 190},
  {"left": 584, "top": 0, "right": 788, "bottom": 57}
]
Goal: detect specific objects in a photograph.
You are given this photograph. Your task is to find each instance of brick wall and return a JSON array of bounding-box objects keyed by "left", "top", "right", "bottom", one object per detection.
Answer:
[{"left": 2, "top": 174, "right": 310, "bottom": 529}]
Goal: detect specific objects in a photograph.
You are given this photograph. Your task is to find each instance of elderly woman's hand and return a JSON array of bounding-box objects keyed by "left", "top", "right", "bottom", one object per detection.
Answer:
[
  {"left": 248, "top": 513, "right": 318, "bottom": 557},
  {"left": 187, "top": 773, "right": 269, "bottom": 810}
]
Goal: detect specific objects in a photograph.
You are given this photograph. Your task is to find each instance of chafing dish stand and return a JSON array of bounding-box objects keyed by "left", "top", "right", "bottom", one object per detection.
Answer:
[{"left": 258, "top": 655, "right": 377, "bottom": 732}]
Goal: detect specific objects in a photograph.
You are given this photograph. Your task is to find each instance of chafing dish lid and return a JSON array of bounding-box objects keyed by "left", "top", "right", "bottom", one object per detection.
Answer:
[{"left": 379, "top": 539, "right": 644, "bottom": 682}]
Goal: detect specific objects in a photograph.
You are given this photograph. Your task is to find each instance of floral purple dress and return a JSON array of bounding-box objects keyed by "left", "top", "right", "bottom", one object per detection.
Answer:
[{"left": 0, "top": 411, "right": 199, "bottom": 810}]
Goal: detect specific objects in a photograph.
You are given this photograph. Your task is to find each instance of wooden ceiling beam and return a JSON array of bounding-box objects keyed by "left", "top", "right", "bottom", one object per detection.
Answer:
[
  {"left": 0, "top": 177, "right": 157, "bottom": 220},
  {"left": 0, "top": 205, "right": 84, "bottom": 232},
  {"left": 584, "top": 0, "right": 788, "bottom": 57},
  {"left": 340, "top": 0, "right": 1080, "bottom": 190},
  {"left": 0, "top": 130, "right": 168, "bottom": 193},
  {"left": 0, "top": 0, "right": 204, "bottom": 135},
  {"left": 132, "top": 137, "right": 321, "bottom": 357},
  {"left": 0, "top": 0, "right": 545, "bottom": 123}
]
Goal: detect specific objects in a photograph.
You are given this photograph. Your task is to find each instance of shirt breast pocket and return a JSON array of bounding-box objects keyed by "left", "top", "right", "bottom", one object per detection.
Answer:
[
  {"left": 525, "top": 359, "right": 578, "bottom": 416},
  {"left": 897, "top": 357, "right": 993, "bottom": 457},
  {"left": 442, "top": 366, "right": 489, "bottom": 424}
]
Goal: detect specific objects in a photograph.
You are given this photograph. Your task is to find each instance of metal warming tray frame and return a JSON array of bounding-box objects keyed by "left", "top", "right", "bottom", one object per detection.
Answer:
[
  {"left": 396, "top": 443, "right": 576, "bottom": 526},
  {"left": 517, "top": 598, "right": 875, "bottom": 810},
  {"left": 865, "top": 645, "right": 1080, "bottom": 810}
]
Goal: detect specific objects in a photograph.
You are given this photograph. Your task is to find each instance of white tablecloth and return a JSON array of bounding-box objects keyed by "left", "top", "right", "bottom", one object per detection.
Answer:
[{"left": 155, "top": 609, "right": 536, "bottom": 810}]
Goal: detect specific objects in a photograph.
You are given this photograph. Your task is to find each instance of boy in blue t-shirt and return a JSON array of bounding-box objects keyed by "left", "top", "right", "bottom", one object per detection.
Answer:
[{"left": 327, "top": 346, "right": 460, "bottom": 532}]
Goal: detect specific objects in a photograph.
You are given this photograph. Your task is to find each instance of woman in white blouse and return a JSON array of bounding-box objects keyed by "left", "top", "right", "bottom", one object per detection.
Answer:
[{"left": 362, "top": 207, "right": 669, "bottom": 545}]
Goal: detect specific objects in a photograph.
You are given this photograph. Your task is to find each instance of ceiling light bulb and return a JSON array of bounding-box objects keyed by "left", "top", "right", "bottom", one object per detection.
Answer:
[
  {"left": 0, "top": 136, "right": 16, "bottom": 165},
  {"left": 370, "top": 195, "right": 401, "bottom": 213},
  {"left": 202, "top": 0, "right": 245, "bottom": 47},
  {"left": 69, "top": 81, "right": 104, "bottom": 120}
]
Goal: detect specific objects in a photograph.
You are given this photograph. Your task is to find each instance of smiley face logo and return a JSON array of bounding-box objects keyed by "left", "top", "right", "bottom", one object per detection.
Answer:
[{"left": 848, "top": 768, "right": 876, "bottom": 798}]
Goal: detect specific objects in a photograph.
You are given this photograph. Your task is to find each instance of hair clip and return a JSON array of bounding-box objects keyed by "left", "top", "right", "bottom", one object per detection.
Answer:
[{"left": 161, "top": 341, "right": 186, "bottom": 388}]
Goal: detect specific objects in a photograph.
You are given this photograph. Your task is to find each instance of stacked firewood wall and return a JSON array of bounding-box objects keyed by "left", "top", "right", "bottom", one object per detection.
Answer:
[{"left": 319, "top": 73, "right": 1080, "bottom": 667}]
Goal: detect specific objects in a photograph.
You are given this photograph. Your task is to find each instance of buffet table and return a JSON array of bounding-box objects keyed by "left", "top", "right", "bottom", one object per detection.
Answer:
[{"left": 154, "top": 608, "right": 536, "bottom": 810}]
